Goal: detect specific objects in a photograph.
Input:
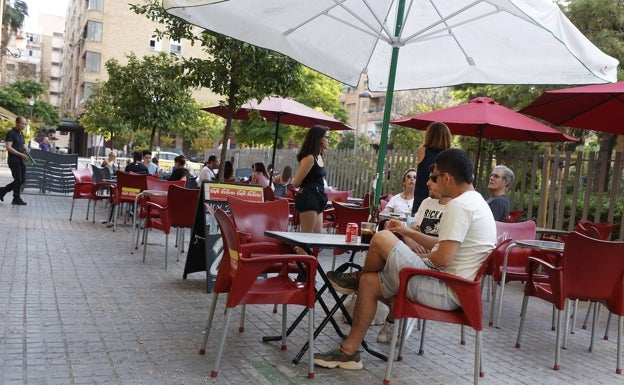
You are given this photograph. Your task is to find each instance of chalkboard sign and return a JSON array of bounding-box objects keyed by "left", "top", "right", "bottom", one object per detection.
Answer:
[{"left": 183, "top": 181, "right": 264, "bottom": 291}]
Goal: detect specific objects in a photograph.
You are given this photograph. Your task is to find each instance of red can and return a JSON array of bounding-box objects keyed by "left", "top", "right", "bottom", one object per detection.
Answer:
[{"left": 345, "top": 222, "right": 358, "bottom": 243}]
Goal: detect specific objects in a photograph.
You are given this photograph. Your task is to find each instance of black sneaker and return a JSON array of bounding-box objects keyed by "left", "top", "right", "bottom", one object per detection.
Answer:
[
  {"left": 0, "top": 188, "right": 6, "bottom": 202},
  {"left": 327, "top": 271, "right": 360, "bottom": 295},
  {"left": 313, "top": 346, "right": 363, "bottom": 370},
  {"left": 12, "top": 199, "right": 27, "bottom": 206}
]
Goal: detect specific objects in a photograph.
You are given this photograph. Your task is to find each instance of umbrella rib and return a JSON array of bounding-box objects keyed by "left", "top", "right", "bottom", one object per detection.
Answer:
[{"left": 284, "top": 0, "right": 394, "bottom": 44}]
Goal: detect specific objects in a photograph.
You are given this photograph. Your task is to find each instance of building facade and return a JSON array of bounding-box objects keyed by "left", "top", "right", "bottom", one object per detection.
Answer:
[{"left": 62, "top": 0, "right": 218, "bottom": 118}]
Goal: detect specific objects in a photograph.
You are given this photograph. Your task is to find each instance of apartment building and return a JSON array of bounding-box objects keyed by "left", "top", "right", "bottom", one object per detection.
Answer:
[{"left": 63, "top": 0, "right": 218, "bottom": 117}]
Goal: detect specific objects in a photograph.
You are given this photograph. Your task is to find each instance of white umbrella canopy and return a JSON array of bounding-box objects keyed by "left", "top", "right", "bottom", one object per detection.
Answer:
[{"left": 164, "top": 0, "right": 618, "bottom": 201}]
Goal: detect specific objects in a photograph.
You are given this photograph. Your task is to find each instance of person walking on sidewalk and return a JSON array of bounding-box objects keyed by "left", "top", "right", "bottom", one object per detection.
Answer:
[
  {"left": 0, "top": 116, "right": 29, "bottom": 205},
  {"left": 313, "top": 148, "right": 496, "bottom": 370}
]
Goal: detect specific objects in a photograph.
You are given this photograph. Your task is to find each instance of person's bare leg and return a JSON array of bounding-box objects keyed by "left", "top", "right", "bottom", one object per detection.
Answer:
[
  {"left": 361, "top": 230, "right": 401, "bottom": 272},
  {"left": 299, "top": 210, "right": 321, "bottom": 233},
  {"left": 341, "top": 272, "right": 383, "bottom": 355}
]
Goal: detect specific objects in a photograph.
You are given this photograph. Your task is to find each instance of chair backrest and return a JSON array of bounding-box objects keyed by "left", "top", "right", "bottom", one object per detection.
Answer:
[
  {"left": 326, "top": 189, "right": 351, "bottom": 203},
  {"left": 71, "top": 167, "right": 93, "bottom": 184},
  {"left": 114, "top": 171, "right": 149, "bottom": 204},
  {"left": 577, "top": 218, "right": 615, "bottom": 241},
  {"left": 227, "top": 196, "right": 290, "bottom": 243},
  {"left": 563, "top": 231, "right": 624, "bottom": 315},
  {"left": 273, "top": 183, "right": 291, "bottom": 198},
  {"left": 146, "top": 177, "right": 185, "bottom": 191},
  {"left": 492, "top": 220, "right": 537, "bottom": 276},
  {"left": 263, "top": 186, "right": 276, "bottom": 201},
  {"left": 361, "top": 193, "right": 372, "bottom": 208},
  {"left": 168, "top": 185, "right": 200, "bottom": 228},
  {"left": 502, "top": 210, "right": 523, "bottom": 223},
  {"left": 90, "top": 164, "right": 111, "bottom": 183},
  {"left": 214, "top": 208, "right": 240, "bottom": 289},
  {"left": 332, "top": 202, "right": 371, "bottom": 235}
]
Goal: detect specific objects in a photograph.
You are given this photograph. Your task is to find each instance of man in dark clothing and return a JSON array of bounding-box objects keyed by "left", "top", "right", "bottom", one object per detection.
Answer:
[
  {"left": 0, "top": 116, "right": 29, "bottom": 205},
  {"left": 124, "top": 151, "right": 149, "bottom": 174},
  {"left": 167, "top": 155, "right": 193, "bottom": 182}
]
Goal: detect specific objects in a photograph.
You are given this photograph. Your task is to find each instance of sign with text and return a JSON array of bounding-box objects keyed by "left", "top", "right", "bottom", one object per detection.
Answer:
[{"left": 205, "top": 182, "right": 264, "bottom": 202}]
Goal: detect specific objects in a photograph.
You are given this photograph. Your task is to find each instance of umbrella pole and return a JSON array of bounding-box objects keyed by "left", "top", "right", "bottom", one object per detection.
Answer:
[
  {"left": 374, "top": 0, "right": 406, "bottom": 205},
  {"left": 474, "top": 127, "right": 483, "bottom": 188},
  {"left": 269, "top": 116, "right": 281, "bottom": 187}
]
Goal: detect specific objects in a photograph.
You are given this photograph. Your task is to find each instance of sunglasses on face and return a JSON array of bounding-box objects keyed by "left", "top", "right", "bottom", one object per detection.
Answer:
[
  {"left": 405, "top": 174, "right": 416, "bottom": 180},
  {"left": 429, "top": 172, "right": 447, "bottom": 183}
]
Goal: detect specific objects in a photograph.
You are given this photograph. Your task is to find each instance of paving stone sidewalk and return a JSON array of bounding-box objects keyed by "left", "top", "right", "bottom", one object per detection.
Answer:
[{"left": 0, "top": 168, "right": 621, "bottom": 385}]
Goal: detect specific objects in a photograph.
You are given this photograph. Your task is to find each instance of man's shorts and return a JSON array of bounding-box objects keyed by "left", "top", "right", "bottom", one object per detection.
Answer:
[{"left": 378, "top": 241, "right": 459, "bottom": 311}]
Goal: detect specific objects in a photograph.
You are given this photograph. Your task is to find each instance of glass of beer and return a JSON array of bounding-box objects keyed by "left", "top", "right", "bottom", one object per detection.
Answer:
[{"left": 361, "top": 222, "right": 376, "bottom": 244}]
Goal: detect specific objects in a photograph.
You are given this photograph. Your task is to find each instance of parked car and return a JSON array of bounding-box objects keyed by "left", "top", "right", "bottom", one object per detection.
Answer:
[{"left": 153, "top": 151, "right": 201, "bottom": 173}]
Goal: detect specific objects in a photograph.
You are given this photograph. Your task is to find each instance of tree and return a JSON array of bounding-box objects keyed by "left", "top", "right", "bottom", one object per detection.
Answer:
[
  {"left": 1, "top": 0, "right": 28, "bottom": 65},
  {"left": 131, "top": 0, "right": 304, "bottom": 179},
  {"left": 0, "top": 80, "right": 59, "bottom": 128},
  {"left": 80, "top": 82, "right": 131, "bottom": 152},
  {"left": 103, "top": 52, "right": 200, "bottom": 150}
]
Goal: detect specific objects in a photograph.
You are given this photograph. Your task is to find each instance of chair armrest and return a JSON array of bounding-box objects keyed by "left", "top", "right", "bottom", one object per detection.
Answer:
[
  {"left": 525, "top": 256, "right": 564, "bottom": 308},
  {"left": 237, "top": 231, "right": 252, "bottom": 244},
  {"left": 145, "top": 201, "right": 170, "bottom": 229},
  {"left": 239, "top": 242, "right": 291, "bottom": 257},
  {"left": 398, "top": 267, "right": 480, "bottom": 308}
]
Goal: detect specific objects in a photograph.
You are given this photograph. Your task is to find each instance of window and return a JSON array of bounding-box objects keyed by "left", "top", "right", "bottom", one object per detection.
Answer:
[
  {"left": 83, "top": 82, "right": 96, "bottom": 100},
  {"left": 27, "top": 33, "right": 41, "bottom": 44},
  {"left": 86, "top": 21, "right": 103, "bottom": 42},
  {"left": 170, "top": 39, "right": 182, "bottom": 55},
  {"left": 149, "top": 37, "right": 162, "bottom": 52},
  {"left": 88, "top": 0, "right": 103, "bottom": 11},
  {"left": 85, "top": 51, "right": 101, "bottom": 73},
  {"left": 53, "top": 32, "right": 63, "bottom": 37}
]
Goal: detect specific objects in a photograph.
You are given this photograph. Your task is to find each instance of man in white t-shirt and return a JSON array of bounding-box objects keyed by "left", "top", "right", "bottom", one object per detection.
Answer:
[
  {"left": 197, "top": 155, "right": 220, "bottom": 185},
  {"left": 315, "top": 148, "right": 496, "bottom": 370}
]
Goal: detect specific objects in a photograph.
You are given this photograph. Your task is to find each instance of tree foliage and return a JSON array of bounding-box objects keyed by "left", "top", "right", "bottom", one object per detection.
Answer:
[
  {"left": 0, "top": 80, "right": 59, "bottom": 129},
  {"left": 102, "top": 52, "right": 199, "bottom": 150},
  {"left": 131, "top": 0, "right": 305, "bottom": 178},
  {"left": 80, "top": 82, "right": 131, "bottom": 150},
  {"left": 1, "top": 0, "right": 28, "bottom": 63}
]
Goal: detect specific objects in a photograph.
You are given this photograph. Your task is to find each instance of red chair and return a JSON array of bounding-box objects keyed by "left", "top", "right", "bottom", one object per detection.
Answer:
[
  {"left": 133, "top": 178, "right": 185, "bottom": 250},
  {"left": 168, "top": 185, "right": 200, "bottom": 257},
  {"left": 383, "top": 239, "right": 512, "bottom": 385},
  {"left": 515, "top": 231, "right": 624, "bottom": 373},
  {"left": 111, "top": 171, "right": 149, "bottom": 231},
  {"left": 331, "top": 202, "right": 370, "bottom": 268},
  {"left": 262, "top": 186, "right": 276, "bottom": 201},
  {"left": 69, "top": 167, "right": 114, "bottom": 223},
  {"left": 227, "top": 197, "right": 291, "bottom": 252},
  {"left": 502, "top": 210, "right": 523, "bottom": 223},
  {"left": 200, "top": 208, "right": 317, "bottom": 378},
  {"left": 325, "top": 189, "right": 351, "bottom": 203},
  {"left": 140, "top": 184, "right": 199, "bottom": 269},
  {"left": 488, "top": 220, "right": 538, "bottom": 328}
]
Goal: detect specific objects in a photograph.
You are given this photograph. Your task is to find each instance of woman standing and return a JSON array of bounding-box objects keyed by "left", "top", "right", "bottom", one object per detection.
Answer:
[
  {"left": 292, "top": 125, "right": 330, "bottom": 233},
  {"left": 411, "top": 121, "right": 452, "bottom": 215}
]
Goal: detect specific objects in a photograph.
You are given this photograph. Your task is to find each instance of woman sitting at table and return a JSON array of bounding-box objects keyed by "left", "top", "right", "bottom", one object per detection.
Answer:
[
  {"left": 250, "top": 162, "right": 270, "bottom": 188},
  {"left": 380, "top": 168, "right": 416, "bottom": 216},
  {"left": 273, "top": 165, "right": 293, "bottom": 197}
]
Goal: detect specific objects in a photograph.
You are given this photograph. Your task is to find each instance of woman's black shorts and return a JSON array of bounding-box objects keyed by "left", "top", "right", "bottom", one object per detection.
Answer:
[{"left": 295, "top": 185, "right": 327, "bottom": 214}]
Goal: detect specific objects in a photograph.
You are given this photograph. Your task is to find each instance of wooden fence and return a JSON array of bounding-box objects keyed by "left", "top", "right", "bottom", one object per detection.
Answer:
[{"left": 228, "top": 147, "right": 624, "bottom": 240}]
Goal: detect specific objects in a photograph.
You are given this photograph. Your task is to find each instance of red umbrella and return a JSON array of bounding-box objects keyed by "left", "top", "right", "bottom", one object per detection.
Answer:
[
  {"left": 203, "top": 96, "right": 351, "bottom": 177},
  {"left": 391, "top": 97, "right": 578, "bottom": 170},
  {"left": 519, "top": 82, "right": 624, "bottom": 135}
]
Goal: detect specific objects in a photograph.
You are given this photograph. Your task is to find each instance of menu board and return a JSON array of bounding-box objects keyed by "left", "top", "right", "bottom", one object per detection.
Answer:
[{"left": 183, "top": 181, "right": 264, "bottom": 291}]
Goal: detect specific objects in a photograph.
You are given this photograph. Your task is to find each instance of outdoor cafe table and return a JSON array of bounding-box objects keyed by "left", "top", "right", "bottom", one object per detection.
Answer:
[
  {"left": 263, "top": 230, "right": 387, "bottom": 364},
  {"left": 492, "top": 238, "right": 565, "bottom": 328},
  {"left": 536, "top": 227, "right": 570, "bottom": 240}
]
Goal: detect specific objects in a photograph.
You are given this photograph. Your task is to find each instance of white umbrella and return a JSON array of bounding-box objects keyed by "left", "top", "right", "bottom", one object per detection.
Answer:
[{"left": 164, "top": 0, "right": 618, "bottom": 202}]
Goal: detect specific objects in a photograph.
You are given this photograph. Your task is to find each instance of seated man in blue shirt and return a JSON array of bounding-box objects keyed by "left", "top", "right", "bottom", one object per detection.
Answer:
[{"left": 486, "top": 165, "right": 515, "bottom": 221}]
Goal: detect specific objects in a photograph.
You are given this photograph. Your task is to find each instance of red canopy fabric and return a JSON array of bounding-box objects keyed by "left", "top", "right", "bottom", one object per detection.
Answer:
[
  {"left": 392, "top": 97, "right": 578, "bottom": 142},
  {"left": 519, "top": 82, "right": 624, "bottom": 135},
  {"left": 202, "top": 96, "right": 352, "bottom": 131}
]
